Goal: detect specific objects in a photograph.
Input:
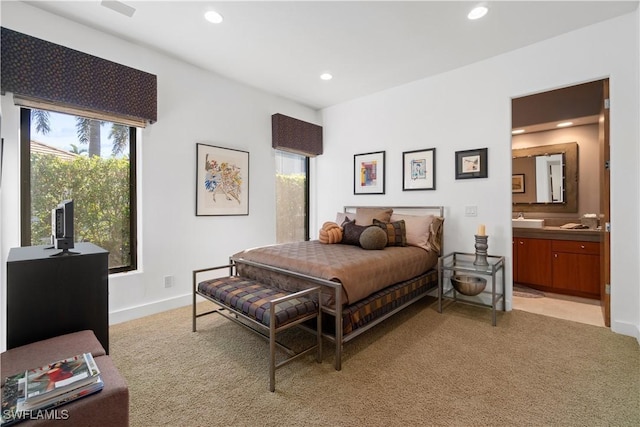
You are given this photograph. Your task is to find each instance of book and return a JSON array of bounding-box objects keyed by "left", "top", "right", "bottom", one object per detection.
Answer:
[
  {"left": 1, "top": 353, "right": 103, "bottom": 426},
  {"left": 1, "top": 376, "right": 103, "bottom": 426},
  {"left": 1, "top": 372, "right": 26, "bottom": 426},
  {"left": 18, "top": 376, "right": 104, "bottom": 412},
  {"left": 23, "top": 353, "right": 100, "bottom": 406}
]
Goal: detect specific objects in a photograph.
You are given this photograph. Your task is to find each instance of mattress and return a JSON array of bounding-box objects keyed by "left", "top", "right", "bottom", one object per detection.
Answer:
[{"left": 232, "top": 240, "right": 438, "bottom": 306}]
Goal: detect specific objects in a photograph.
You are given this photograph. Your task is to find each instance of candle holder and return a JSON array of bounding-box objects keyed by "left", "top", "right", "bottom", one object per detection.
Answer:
[{"left": 473, "top": 235, "right": 489, "bottom": 266}]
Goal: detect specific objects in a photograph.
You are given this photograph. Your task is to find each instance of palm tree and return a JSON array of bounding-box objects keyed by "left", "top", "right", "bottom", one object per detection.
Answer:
[
  {"left": 31, "top": 110, "right": 129, "bottom": 157},
  {"left": 108, "top": 124, "right": 130, "bottom": 157},
  {"left": 69, "top": 144, "right": 87, "bottom": 155},
  {"left": 75, "top": 117, "right": 102, "bottom": 157},
  {"left": 31, "top": 110, "right": 51, "bottom": 135}
]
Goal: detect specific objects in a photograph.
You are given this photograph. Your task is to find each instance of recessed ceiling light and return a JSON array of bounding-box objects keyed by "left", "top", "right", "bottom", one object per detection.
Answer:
[
  {"left": 204, "top": 10, "right": 223, "bottom": 24},
  {"left": 512, "top": 129, "right": 525, "bottom": 135},
  {"left": 101, "top": 0, "right": 136, "bottom": 17},
  {"left": 320, "top": 73, "right": 333, "bottom": 81},
  {"left": 468, "top": 5, "right": 488, "bottom": 20},
  {"left": 556, "top": 121, "right": 573, "bottom": 128}
]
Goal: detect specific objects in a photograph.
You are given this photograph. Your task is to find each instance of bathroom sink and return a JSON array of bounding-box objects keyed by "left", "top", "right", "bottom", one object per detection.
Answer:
[{"left": 512, "top": 218, "right": 545, "bottom": 229}]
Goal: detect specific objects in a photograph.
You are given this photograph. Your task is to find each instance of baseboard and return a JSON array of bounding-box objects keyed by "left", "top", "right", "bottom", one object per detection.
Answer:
[
  {"left": 611, "top": 319, "right": 640, "bottom": 344},
  {"left": 109, "top": 293, "right": 192, "bottom": 325}
]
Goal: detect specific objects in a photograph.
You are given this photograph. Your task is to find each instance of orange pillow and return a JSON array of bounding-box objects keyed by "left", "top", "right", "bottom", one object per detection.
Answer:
[{"left": 319, "top": 221, "right": 343, "bottom": 244}]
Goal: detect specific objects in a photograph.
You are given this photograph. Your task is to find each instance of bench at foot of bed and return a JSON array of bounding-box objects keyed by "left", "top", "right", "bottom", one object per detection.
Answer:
[{"left": 192, "top": 266, "right": 322, "bottom": 392}]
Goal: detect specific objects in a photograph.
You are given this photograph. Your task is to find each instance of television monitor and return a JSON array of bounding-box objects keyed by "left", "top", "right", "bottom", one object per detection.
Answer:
[{"left": 51, "top": 199, "right": 75, "bottom": 252}]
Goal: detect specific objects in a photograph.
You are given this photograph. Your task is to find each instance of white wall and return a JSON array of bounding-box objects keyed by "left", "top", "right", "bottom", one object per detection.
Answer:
[
  {"left": 319, "top": 11, "right": 640, "bottom": 340},
  {"left": 0, "top": 2, "right": 320, "bottom": 350}
]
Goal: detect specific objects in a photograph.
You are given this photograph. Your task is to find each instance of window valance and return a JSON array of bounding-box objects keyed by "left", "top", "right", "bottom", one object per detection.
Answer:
[
  {"left": 1, "top": 27, "right": 157, "bottom": 126},
  {"left": 272, "top": 113, "right": 323, "bottom": 157}
]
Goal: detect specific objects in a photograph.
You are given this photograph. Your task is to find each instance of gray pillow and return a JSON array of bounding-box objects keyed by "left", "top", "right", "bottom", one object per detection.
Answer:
[{"left": 359, "top": 226, "right": 388, "bottom": 250}]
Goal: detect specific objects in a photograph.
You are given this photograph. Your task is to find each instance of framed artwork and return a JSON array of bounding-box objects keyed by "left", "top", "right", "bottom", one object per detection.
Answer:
[
  {"left": 403, "top": 148, "right": 436, "bottom": 191},
  {"left": 196, "top": 143, "right": 249, "bottom": 216},
  {"left": 354, "top": 151, "right": 385, "bottom": 194},
  {"left": 512, "top": 174, "right": 525, "bottom": 193},
  {"left": 455, "top": 148, "right": 488, "bottom": 179}
]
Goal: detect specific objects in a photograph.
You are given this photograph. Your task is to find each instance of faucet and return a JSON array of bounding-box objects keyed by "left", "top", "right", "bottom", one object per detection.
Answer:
[{"left": 517, "top": 212, "right": 525, "bottom": 219}]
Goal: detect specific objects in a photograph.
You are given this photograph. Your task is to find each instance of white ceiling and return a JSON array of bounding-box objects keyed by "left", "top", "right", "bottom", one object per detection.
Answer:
[{"left": 22, "top": 0, "right": 639, "bottom": 110}]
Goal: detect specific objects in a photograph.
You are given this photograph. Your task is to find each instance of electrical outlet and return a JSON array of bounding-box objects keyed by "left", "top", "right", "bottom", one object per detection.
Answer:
[
  {"left": 465, "top": 206, "right": 478, "bottom": 217},
  {"left": 164, "top": 275, "right": 174, "bottom": 288}
]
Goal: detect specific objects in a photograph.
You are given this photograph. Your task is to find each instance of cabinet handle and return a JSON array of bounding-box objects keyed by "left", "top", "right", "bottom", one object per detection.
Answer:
[
  {"left": 519, "top": 241, "right": 524, "bottom": 245},
  {"left": 581, "top": 245, "right": 585, "bottom": 249},
  {"left": 554, "top": 254, "right": 558, "bottom": 258}
]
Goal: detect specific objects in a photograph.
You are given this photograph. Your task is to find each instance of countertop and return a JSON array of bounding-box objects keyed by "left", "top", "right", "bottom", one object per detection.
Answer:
[{"left": 512, "top": 226, "right": 602, "bottom": 242}]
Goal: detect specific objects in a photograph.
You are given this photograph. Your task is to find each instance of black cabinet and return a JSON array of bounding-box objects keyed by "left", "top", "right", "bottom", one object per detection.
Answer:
[{"left": 6, "top": 243, "right": 109, "bottom": 352}]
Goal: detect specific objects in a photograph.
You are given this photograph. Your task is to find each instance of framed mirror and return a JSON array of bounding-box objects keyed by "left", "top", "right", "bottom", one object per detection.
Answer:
[{"left": 512, "top": 142, "right": 578, "bottom": 213}]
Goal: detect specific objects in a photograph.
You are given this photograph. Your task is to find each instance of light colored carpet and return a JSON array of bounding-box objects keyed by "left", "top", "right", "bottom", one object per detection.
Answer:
[{"left": 109, "top": 298, "right": 639, "bottom": 427}]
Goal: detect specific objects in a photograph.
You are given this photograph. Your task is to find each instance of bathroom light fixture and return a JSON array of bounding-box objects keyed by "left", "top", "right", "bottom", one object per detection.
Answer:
[
  {"left": 512, "top": 129, "right": 525, "bottom": 135},
  {"left": 320, "top": 73, "right": 333, "bottom": 81},
  {"left": 205, "top": 10, "right": 223, "bottom": 24},
  {"left": 556, "top": 121, "right": 573, "bottom": 128},
  {"left": 468, "top": 5, "right": 488, "bottom": 20}
]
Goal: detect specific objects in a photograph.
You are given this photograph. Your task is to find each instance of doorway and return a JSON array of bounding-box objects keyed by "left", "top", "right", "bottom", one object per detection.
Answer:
[{"left": 511, "top": 79, "right": 610, "bottom": 327}]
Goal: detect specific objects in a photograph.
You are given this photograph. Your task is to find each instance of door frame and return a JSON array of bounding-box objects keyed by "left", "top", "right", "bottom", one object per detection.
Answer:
[
  {"left": 511, "top": 78, "right": 611, "bottom": 326},
  {"left": 599, "top": 79, "right": 611, "bottom": 327}
]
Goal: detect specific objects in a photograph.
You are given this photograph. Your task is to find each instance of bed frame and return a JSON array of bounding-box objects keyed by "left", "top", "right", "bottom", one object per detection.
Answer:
[{"left": 232, "top": 205, "right": 444, "bottom": 371}]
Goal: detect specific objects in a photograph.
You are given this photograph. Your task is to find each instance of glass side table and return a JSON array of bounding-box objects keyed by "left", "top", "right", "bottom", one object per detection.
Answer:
[{"left": 438, "top": 252, "right": 506, "bottom": 326}]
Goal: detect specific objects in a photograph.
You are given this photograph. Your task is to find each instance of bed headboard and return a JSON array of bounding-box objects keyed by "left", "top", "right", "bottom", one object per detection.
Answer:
[
  {"left": 343, "top": 206, "right": 445, "bottom": 255},
  {"left": 343, "top": 205, "right": 444, "bottom": 217}
]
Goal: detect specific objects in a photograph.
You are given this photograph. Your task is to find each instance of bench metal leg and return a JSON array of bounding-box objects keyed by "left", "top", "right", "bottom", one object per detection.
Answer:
[
  {"left": 269, "top": 316, "right": 276, "bottom": 392},
  {"left": 316, "top": 303, "right": 322, "bottom": 363}
]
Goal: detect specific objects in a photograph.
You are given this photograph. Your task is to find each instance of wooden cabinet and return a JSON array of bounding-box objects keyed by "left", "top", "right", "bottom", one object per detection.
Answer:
[
  {"left": 514, "top": 237, "right": 551, "bottom": 287},
  {"left": 552, "top": 240, "right": 600, "bottom": 297},
  {"left": 6, "top": 243, "right": 110, "bottom": 352},
  {"left": 512, "top": 239, "right": 518, "bottom": 283},
  {"left": 513, "top": 236, "right": 600, "bottom": 299}
]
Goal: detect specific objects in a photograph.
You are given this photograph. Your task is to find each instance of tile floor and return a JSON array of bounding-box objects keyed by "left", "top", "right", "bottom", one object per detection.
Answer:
[{"left": 513, "top": 286, "right": 605, "bottom": 327}]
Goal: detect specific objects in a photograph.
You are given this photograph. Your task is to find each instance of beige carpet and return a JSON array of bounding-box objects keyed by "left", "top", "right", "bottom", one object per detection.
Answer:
[{"left": 109, "top": 298, "right": 640, "bottom": 427}]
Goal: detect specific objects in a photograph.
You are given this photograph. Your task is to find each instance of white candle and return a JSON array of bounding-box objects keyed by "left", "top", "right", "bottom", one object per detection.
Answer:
[{"left": 477, "top": 224, "right": 485, "bottom": 236}]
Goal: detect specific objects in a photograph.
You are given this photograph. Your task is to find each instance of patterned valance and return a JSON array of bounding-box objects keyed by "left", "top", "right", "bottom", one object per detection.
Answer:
[
  {"left": 1, "top": 27, "right": 157, "bottom": 126},
  {"left": 272, "top": 113, "right": 323, "bottom": 157}
]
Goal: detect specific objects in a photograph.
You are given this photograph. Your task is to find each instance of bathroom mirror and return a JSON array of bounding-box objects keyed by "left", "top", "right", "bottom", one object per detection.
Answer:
[{"left": 512, "top": 142, "right": 578, "bottom": 213}]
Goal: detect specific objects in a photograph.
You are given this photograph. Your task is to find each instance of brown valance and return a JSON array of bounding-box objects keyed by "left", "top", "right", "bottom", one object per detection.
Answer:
[
  {"left": 1, "top": 27, "right": 157, "bottom": 126},
  {"left": 272, "top": 113, "right": 323, "bottom": 157}
]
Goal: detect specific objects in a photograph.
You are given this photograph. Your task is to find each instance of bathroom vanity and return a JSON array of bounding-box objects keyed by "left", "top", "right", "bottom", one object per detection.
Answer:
[{"left": 513, "top": 227, "right": 602, "bottom": 299}]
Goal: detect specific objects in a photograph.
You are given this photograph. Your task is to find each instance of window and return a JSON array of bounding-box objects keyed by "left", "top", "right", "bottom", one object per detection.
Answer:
[
  {"left": 275, "top": 150, "right": 309, "bottom": 243},
  {"left": 20, "top": 108, "right": 137, "bottom": 273}
]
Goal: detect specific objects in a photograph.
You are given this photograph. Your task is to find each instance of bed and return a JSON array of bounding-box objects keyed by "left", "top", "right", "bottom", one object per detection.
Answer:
[{"left": 231, "top": 206, "right": 444, "bottom": 370}]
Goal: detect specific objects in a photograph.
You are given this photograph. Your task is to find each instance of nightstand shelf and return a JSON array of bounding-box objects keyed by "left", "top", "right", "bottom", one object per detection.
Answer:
[{"left": 437, "top": 251, "right": 505, "bottom": 326}]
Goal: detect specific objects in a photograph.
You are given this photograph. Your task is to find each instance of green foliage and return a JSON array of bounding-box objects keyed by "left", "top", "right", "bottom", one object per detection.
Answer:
[
  {"left": 30, "top": 153, "right": 131, "bottom": 269},
  {"left": 275, "top": 173, "right": 307, "bottom": 242}
]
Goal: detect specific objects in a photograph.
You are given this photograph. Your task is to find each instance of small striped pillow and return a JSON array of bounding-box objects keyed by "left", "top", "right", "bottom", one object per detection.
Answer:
[{"left": 373, "top": 219, "right": 407, "bottom": 247}]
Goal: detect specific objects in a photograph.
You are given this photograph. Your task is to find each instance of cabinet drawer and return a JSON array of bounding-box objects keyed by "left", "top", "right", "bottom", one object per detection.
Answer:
[{"left": 551, "top": 240, "right": 599, "bottom": 255}]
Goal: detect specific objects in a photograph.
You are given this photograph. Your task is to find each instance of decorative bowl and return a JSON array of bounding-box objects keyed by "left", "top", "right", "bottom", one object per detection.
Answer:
[{"left": 450, "top": 275, "right": 487, "bottom": 296}]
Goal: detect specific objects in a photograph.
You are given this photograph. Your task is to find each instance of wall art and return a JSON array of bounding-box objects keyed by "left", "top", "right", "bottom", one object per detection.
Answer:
[
  {"left": 512, "top": 174, "right": 525, "bottom": 193},
  {"left": 455, "top": 148, "right": 488, "bottom": 179},
  {"left": 403, "top": 148, "right": 436, "bottom": 191},
  {"left": 354, "top": 151, "right": 385, "bottom": 194},
  {"left": 196, "top": 143, "right": 249, "bottom": 216}
]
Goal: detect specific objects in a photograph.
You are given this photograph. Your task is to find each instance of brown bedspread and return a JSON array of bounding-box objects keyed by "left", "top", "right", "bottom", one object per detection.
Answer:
[{"left": 232, "top": 241, "right": 438, "bottom": 305}]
